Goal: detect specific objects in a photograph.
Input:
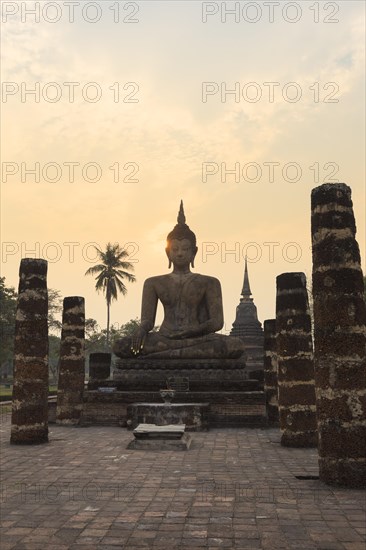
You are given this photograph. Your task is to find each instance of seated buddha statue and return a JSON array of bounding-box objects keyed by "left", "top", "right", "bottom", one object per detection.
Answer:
[{"left": 113, "top": 202, "right": 245, "bottom": 359}]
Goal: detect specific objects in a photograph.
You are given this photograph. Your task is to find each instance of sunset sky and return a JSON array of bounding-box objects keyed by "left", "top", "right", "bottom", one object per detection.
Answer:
[{"left": 1, "top": 0, "right": 365, "bottom": 333}]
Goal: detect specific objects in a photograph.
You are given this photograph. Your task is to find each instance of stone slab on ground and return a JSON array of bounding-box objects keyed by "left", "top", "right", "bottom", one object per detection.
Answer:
[
  {"left": 128, "top": 423, "right": 192, "bottom": 450},
  {"left": 127, "top": 402, "right": 210, "bottom": 431},
  {"left": 133, "top": 423, "right": 186, "bottom": 438}
]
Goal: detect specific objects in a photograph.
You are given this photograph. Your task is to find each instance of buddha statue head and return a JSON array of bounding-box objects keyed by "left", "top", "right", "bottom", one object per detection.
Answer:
[{"left": 166, "top": 201, "right": 198, "bottom": 269}]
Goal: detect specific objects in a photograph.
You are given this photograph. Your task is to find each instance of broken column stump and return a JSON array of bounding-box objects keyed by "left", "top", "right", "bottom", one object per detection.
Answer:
[
  {"left": 56, "top": 297, "right": 85, "bottom": 425},
  {"left": 276, "top": 272, "right": 317, "bottom": 447},
  {"left": 311, "top": 182, "right": 366, "bottom": 487},
  {"left": 11, "top": 259, "right": 49, "bottom": 444},
  {"left": 263, "top": 319, "right": 279, "bottom": 424},
  {"left": 89, "top": 352, "right": 111, "bottom": 382}
]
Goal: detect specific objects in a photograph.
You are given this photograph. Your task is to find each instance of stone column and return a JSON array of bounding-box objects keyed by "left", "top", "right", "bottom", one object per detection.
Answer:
[
  {"left": 263, "top": 319, "right": 279, "bottom": 423},
  {"left": 56, "top": 297, "right": 85, "bottom": 425},
  {"left": 276, "top": 272, "right": 317, "bottom": 447},
  {"left": 89, "top": 352, "right": 111, "bottom": 381},
  {"left": 311, "top": 183, "right": 366, "bottom": 487},
  {"left": 11, "top": 259, "right": 49, "bottom": 444}
]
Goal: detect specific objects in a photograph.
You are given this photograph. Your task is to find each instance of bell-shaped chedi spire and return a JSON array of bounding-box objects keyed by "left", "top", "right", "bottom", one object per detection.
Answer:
[
  {"left": 231, "top": 259, "right": 264, "bottom": 378},
  {"left": 241, "top": 256, "right": 252, "bottom": 301}
]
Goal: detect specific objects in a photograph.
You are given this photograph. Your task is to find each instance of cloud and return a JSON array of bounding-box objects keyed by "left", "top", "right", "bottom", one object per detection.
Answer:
[{"left": 2, "top": 2, "right": 365, "bottom": 328}]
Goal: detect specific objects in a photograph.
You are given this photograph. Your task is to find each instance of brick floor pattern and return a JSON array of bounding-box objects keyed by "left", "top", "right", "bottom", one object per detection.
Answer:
[{"left": 1, "top": 414, "right": 365, "bottom": 549}]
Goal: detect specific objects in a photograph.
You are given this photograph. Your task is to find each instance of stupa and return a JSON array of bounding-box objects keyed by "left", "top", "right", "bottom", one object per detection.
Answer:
[{"left": 230, "top": 258, "right": 264, "bottom": 379}]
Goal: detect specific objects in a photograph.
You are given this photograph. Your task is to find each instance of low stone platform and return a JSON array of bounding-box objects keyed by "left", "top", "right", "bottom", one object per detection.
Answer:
[
  {"left": 84, "top": 357, "right": 266, "bottom": 429},
  {"left": 127, "top": 423, "right": 192, "bottom": 451},
  {"left": 111, "top": 357, "right": 249, "bottom": 391},
  {"left": 81, "top": 390, "right": 266, "bottom": 428},
  {"left": 126, "top": 402, "right": 209, "bottom": 431}
]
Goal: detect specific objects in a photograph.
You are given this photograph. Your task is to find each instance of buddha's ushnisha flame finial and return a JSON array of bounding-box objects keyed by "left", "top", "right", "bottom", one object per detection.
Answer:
[
  {"left": 167, "top": 201, "right": 196, "bottom": 246},
  {"left": 177, "top": 200, "right": 186, "bottom": 224},
  {"left": 166, "top": 201, "right": 197, "bottom": 268}
]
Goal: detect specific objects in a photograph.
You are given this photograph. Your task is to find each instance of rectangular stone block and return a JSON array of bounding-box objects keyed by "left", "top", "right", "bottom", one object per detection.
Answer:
[
  {"left": 281, "top": 431, "right": 317, "bottom": 448},
  {"left": 127, "top": 433, "right": 192, "bottom": 451},
  {"left": 133, "top": 423, "right": 185, "bottom": 438},
  {"left": 318, "top": 424, "right": 366, "bottom": 459},
  {"left": 312, "top": 237, "right": 360, "bottom": 268},
  {"left": 278, "top": 384, "right": 316, "bottom": 407},
  {"left": 280, "top": 409, "right": 317, "bottom": 432},
  {"left": 319, "top": 457, "right": 366, "bottom": 488},
  {"left": 316, "top": 361, "right": 366, "bottom": 390},
  {"left": 313, "top": 294, "right": 366, "bottom": 327},
  {"left": 316, "top": 394, "right": 364, "bottom": 422},
  {"left": 276, "top": 293, "right": 309, "bottom": 314},
  {"left": 277, "top": 334, "right": 312, "bottom": 357},
  {"left": 276, "top": 313, "right": 311, "bottom": 332},
  {"left": 314, "top": 331, "right": 366, "bottom": 357},
  {"left": 278, "top": 359, "right": 315, "bottom": 382}
]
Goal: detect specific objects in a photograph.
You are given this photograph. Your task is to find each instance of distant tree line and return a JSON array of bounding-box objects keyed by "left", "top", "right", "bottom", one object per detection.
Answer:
[
  {"left": 0, "top": 276, "right": 155, "bottom": 384},
  {"left": 1, "top": 242, "right": 138, "bottom": 384},
  {"left": 3, "top": 269, "right": 365, "bottom": 384}
]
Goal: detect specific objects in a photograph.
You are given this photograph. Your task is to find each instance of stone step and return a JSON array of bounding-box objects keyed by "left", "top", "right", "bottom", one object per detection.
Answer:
[{"left": 88, "top": 378, "right": 264, "bottom": 392}]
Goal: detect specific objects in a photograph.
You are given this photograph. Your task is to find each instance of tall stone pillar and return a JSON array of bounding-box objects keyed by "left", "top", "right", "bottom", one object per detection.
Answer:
[
  {"left": 311, "top": 183, "right": 366, "bottom": 487},
  {"left": 276, "top": 272, "right": 317, "bottom": 447},
  {"left": 11, "top": 259, "right": 49, "bottom": 444},
  {"left": 56, "top": 297, "right": 85, "bottom": 425},
  {"left": 263, "top": 319, "right": 279, "bottom": 423}
]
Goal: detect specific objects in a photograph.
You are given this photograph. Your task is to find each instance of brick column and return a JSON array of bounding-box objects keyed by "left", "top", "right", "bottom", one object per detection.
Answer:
[
  {"left": 56, "top": 297, "right": 85, "bottom": 425},
  {"left": 263, "top": 319, "right": 279, "bottom": 423},
  {"left": 311, "top": 182, "right": 366, "bottom": 487},
  {"left": 11, "top": 259, "right": 49, "bottom": 444},
  {"left": 276, "top": 272, "right": 317, "bottom": 447}
]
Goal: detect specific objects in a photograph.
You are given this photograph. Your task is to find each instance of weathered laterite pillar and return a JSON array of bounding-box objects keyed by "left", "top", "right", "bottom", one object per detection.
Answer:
[
  {"left": 89, "top": 352, "right": 111, "bottom": 382},
  {"left": 311, "top": 183, "right": 366, "bottom": 487},
  {"left": 276, "top": 272, "right": 317, "bottom": 447},
  {"left": 11, "top": 259, "right": 49, "bottom": 444},
  {"left": 56, "top": 297, "right": 85, "bottom": 425},
  {"left": 263, "top": 319, "right": 279, "bottom": 423}
]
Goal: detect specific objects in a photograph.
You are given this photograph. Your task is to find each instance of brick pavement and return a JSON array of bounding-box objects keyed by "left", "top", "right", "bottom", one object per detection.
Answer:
[{"left": 0, "top": 413, "right": 365, "bottom": 549}]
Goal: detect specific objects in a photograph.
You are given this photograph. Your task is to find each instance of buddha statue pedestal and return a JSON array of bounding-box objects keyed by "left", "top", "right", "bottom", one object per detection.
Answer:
[
  {"left": 111, "top": 357, "right": 249, "bottom": 392},
  {"left": 83, "top": 356, "right": 266, "bottom": 428}
]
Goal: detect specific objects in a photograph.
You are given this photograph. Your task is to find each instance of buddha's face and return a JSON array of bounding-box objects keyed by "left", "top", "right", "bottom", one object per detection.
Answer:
[{"left": 166, "top": 238, "right": 197, "bottom": 268}]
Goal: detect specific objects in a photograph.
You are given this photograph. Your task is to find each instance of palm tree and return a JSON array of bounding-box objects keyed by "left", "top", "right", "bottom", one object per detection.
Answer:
[{"left": 85, "top": 243, "right": 136, "bottom": 346}]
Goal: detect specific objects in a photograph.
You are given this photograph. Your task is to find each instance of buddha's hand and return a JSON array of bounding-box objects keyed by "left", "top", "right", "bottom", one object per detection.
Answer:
[
  {"left": 169, "top": 328, "right": 196, "bottom": 339},
  {"left": 130, "top": 327, "right": 147, "bottom": 356}
]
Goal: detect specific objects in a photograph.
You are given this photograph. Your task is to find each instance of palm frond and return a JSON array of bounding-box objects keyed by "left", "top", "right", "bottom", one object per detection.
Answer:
[
  {"left": 85, "top": 264, "right": 106, "bottom": 276},
  {"left": 85, "top": 242, "right": 136, "bottom": 305},
  {"left": 115, "top": 270, "right": 136, "bottom": 283}
]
